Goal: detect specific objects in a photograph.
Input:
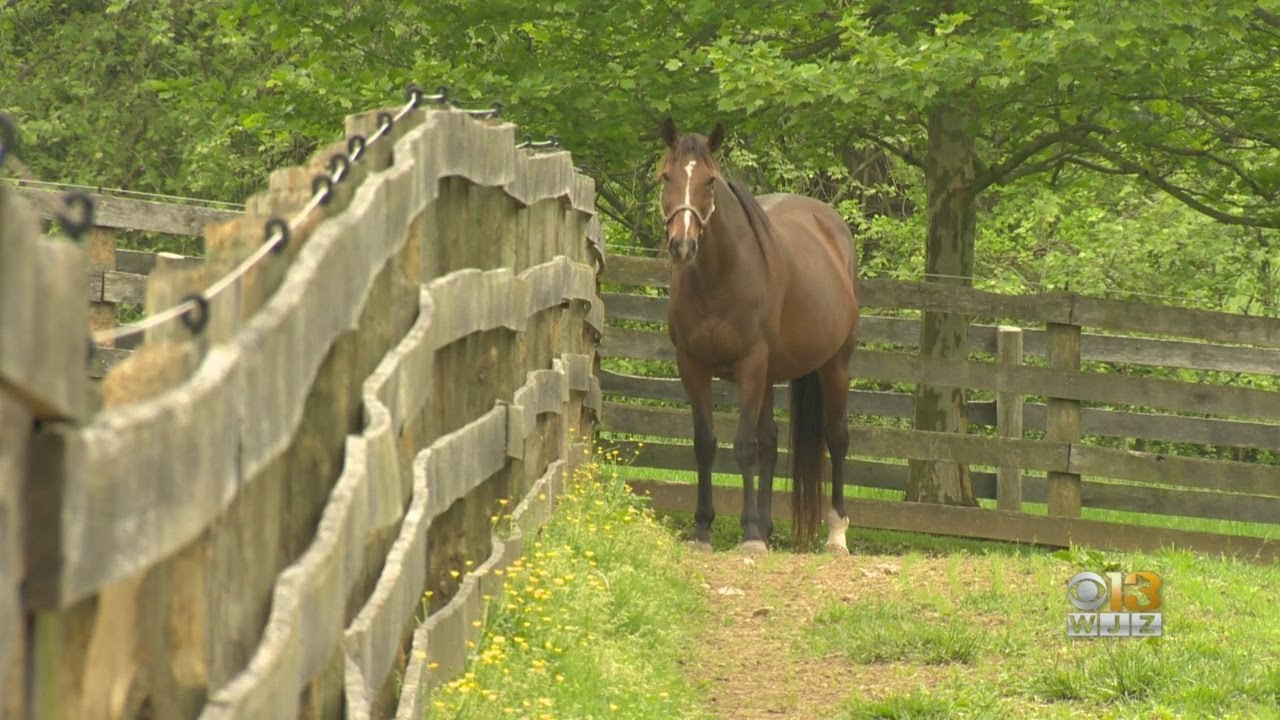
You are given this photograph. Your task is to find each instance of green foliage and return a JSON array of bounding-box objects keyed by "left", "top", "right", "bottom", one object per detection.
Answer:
[
  {"left": 708, "top": 1, "right": 1280, "bottom": 223},
  {"left": 1, "top": 0, "right": 435, "bottom": 201}
]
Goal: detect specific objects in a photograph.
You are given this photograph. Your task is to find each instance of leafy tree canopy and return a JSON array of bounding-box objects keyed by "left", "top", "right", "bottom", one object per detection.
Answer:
[{"left": 709, "top": 0, "right": 1280, "bottom": 226}]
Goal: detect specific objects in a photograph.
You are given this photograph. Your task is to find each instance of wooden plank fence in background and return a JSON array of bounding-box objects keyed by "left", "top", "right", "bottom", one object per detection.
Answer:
[
  {"left": 2, "top": 106, "right": 604, "bottom": 720},
  {"left": 597, "top": 255, "right": 1280, "bottom": 562},
  {"left": 14, "top": 185, "right": 238, "bottom": 237}
]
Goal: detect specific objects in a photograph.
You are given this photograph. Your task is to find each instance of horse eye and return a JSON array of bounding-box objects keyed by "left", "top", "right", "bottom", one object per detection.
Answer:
[{"left": 659, "top": 172, "right": 669, "bottom": 183}]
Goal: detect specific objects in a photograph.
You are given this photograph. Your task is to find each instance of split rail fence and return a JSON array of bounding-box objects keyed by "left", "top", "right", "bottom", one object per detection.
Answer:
[
  {"left": 598, "top": 255, "right": 1279, "bottom": 562},
  {"left": 1, "top": 106, "right": 604, "bottom": 720}
]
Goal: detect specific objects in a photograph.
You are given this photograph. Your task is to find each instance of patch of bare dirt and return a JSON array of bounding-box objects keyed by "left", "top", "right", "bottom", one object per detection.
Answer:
[{"left": 681, "top": 551, "right": 1025, "bottom": 719}]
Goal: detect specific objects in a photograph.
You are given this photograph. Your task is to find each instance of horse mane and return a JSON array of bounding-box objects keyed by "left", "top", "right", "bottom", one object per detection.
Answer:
[{"left": 724, "top": 177, "right": 775, "bottom": 269}]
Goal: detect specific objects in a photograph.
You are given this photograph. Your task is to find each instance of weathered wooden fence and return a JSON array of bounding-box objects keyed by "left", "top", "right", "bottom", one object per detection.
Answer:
[
  {"left": 11, "top": 184, "right": 238, "bottom": 382},
  {"left": 1, "top": 104, "right": 604, "bottom": 720},
  {"left": 598, "top": 255, "right": 1279, "bottom": 562}
]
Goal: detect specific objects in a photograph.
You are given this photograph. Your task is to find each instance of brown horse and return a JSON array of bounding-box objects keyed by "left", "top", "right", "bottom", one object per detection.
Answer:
[{"left": 657, "top": 117, "right": 861, "bottom": 554}]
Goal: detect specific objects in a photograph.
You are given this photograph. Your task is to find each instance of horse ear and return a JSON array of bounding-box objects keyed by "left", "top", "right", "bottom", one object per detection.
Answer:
[
  {"left": 660, "top": 117, "right": 677, "bottom": 148},
  {"left": 708, "top": 123, "right": 725, "bottom": 152}
]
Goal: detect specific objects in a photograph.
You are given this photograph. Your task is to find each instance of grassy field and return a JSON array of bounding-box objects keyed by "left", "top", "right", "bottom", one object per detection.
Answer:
[
  {"left": 678, "top": 533, "right": 1280, "bottom": 720},
  {"left": 425, "top": 447, "right": 1280, "bottom": 720}
]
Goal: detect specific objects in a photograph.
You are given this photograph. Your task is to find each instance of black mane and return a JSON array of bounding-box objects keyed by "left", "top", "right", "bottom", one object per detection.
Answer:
[{"left": 725, "top": 177, "right": 775, "bottom": 268}]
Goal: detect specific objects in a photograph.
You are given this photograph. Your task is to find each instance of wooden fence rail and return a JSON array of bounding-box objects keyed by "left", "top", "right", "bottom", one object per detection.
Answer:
[
  {"left": 598, "top": 332, "right": 1280, "bottom": 451},
  {"left": 604, "top": 255, "right": 1280, "bottom": 348},
  {"left": 597, "top": 255, "right": 1279, "bottom": 562},
  {"left": 14, "top": 185, "right": 238, "bottom": 237},
  {"left": 2, "top": 106, "right": 604, "bottom": 720}
]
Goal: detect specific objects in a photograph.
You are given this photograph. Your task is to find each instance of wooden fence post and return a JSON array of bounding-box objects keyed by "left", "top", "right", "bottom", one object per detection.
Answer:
[
  {"left": 996, "top": 326, "right": 1024, "bottom": 511},
  {"left": 85, "top": 227, "right": 118, "bottom": 345},
  {"left": 1046, "top": 321, "right": 1082, "bottom": 516}
]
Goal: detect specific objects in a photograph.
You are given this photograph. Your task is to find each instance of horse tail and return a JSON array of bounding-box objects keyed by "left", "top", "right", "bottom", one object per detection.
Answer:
[{"left": 789, "top": 370, "right": 826, "bottom": 548}]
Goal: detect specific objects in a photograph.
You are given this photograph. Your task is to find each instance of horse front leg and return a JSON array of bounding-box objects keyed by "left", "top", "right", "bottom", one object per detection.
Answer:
[
  {"left": 677, "top": 351, "right": 716, "bottom": 551},
  {"left": 755, "top": 384, "right": 779, "bottom": 546},
  {"left": 734, "top": 346, "right": 770, "bottom": 554}
]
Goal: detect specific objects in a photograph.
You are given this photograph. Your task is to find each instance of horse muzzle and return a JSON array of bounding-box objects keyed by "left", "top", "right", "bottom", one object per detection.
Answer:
[{"left": 669, "top": 237, "right": 698, "bottom": 263}]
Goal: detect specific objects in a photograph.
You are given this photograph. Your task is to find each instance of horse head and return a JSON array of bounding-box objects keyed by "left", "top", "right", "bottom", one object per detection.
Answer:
[{"left": 657, "top": 117, "right": 725, "bottom": 264}]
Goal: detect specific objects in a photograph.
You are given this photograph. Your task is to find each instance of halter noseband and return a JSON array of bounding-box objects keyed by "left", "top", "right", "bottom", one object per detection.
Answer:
[{"left": 662, "top": 198, "right": 716, "bottom": 229}]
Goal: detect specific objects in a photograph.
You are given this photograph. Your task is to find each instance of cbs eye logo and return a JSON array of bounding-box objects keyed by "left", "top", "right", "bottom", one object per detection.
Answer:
[{"left": 1067, "top": 571, "right": 1162, "bottom": 612}]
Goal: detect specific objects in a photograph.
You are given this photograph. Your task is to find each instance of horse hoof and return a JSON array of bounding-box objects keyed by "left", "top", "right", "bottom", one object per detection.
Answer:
[
  {"left": 685, "top": 540, "right": 713, "bottom": 554},
  {"left": 825, "top": 509, "right": 850, "bottom": 555},
  {"left": 739, "top": 540, "right": 768, "bottom": 555}
]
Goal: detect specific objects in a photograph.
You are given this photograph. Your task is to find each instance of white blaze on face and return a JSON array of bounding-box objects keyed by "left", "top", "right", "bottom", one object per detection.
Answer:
[{"left": 683, "top": 160, "right": 696, "bottom": 234}]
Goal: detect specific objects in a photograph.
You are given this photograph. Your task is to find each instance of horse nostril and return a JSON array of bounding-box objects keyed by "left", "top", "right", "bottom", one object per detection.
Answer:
[{"left": 669, "top": 238, "right": 696, "bottom": 261}]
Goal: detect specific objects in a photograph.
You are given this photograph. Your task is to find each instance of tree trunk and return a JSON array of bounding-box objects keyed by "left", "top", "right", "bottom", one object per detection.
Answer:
[{"left": 906, "top": 105, "right": 978, "bottom": 506}]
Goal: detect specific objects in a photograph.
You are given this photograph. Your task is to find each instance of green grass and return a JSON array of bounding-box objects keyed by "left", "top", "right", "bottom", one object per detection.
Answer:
[
  {"left": 809, "top": 601, "right": 986, "bottom": 665},
  {"left": 813, "top": 543, "right": 1280, "bottom": 719},
  {"left": 655, "top": 498, "right": 1279, "bottom": 718},
  {"left": 842, "top": 687, "right": 1006, "bottom": 720},
  {"left": 424, "top": 453, "right": 713, "bottom": 720}
]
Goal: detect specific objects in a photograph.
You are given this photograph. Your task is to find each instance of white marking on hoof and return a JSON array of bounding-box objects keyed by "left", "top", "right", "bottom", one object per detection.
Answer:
[
  {"left": 685, "top": 540, "right": 713, "bottom": 553},
  {"left": 826, "top": 508, "right": 850, "bottom": 554},
  {"left": 739, "top": 540, "right": 768, "bottom": 555}
]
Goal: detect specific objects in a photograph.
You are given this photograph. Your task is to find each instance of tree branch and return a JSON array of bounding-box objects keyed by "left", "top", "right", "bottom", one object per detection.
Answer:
[
  {"left": 996, "top": 150, "right": 1077, "bottom": 184},
  {"left": 1141, "top": 139, "right": 1275, "bottom": 201},
  {"left": 1253, "top": 7, "right": 1280, "bottom": 28},
  {"left": 1064, "top": 156, "right": 1133, "bottom": 176},
  {"left": 593, "top": 179, "right": 642, "bottom": 231},
  {"left": 785, "top": 32, "right": 843, "bottom": 60},
  {"left": 1183, "top": 96, "right": 1280, "bottom": 152},
  {"left": 975, "top": 123, "right": 1106, "bottom": 191},
  {"left": 854, "top": 130, "right": 924, "bottom": 169},
  {"left": 1072, "top": 137, "right": 1279, "bottom": 228}
]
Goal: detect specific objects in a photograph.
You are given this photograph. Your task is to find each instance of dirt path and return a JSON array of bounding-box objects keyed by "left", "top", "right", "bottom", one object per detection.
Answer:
[{"left": 680, "top": 550, "right": 992, "bottom": 719}]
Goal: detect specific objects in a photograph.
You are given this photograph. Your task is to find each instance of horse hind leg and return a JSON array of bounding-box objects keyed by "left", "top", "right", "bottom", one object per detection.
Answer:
[{"left": 817, "top": 342, "right": 855, "bottom": 555}]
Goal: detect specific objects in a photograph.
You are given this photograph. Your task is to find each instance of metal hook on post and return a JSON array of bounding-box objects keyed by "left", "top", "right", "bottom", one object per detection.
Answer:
[
  {"left": 265, "top": 218, "right": 290, "bottom": 255},
  {"left": 404, "top": 82, "right": 424, "bottom": 109},
  {"left": 347, "top": 134, "right": 366, "bottom": 162},
  {"left": 55, "top": 191, "right": 95, "bottom": 242},
  {"left": 328, "top": 153, "right": 350, "bottom": 182},
  {"left": 179, "top": 293, "right": 211, "bottom": 335}
]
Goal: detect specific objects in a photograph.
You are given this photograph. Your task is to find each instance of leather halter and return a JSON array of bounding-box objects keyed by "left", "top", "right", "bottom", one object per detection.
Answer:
[{"left": 662, "top": 200, "right": 715, "bottom": 229}]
